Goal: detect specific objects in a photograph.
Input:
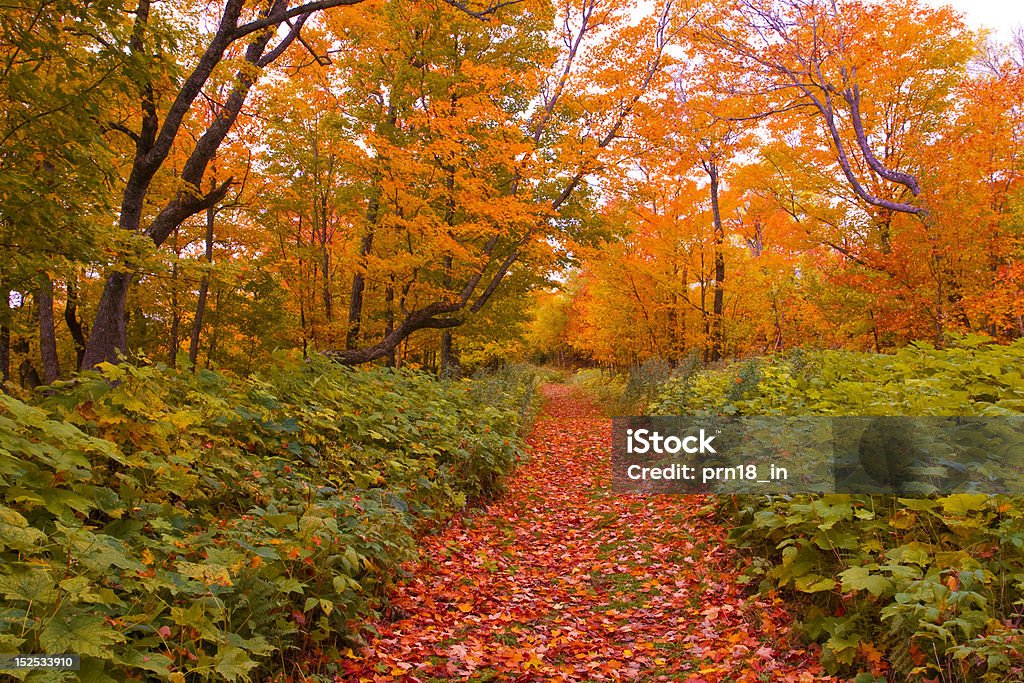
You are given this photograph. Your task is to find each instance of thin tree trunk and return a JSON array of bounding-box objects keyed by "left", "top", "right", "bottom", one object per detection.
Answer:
[
  {"left": 37, "top": 275, "right": 60, "bottom": 383},
  {"left": 0, "top": 282, "right": 10, "bottom": 385},
  {"left": 322, "top": 243, "right": 332, "bottom": 324},
  {"left": 869, "top": 309, "right": 881, "bottom": 352},
  {"left": 319, "top": 190, "right": 332, "bottom": 324},
  {"left": 708, "top": 161, "right": 725, "bottom": 362},
  {"left": 933, "top": 254, "right": 945, "bottom": 345},
  {"left": 207, "top": 289, "right": 222, "bottom": 368},
  {"left": 771, "top": 298, "right": 784, "bottom": 351},
  {"left": 64, "top": 280, "right": 87, "bottom": 368},
  {"left": 347, "top": 110, "right": 389, "bottom": 350},
  {"left": 347, "top": 193, "right": 380, "bottom": 350},
  {"left": 20, "top": 357, "right": 41, "bottom": 389},
  {"left": 299, "top": 299, "right": 308, "bottom": 359},
  {"left": 0, "top": 324, "right": 8, "bottom": 386},
  {"left": 295, "top": 214, "right": 310, "bottom": 356},
  {"left": 699, "top": 255, "right": 709, "bottom": 362},
  {"left": 168, "top": 260, "right": 180, "bottom": 367},
  {"left": 189, "top": 202, "right": 216, "bottom": 368},
  {"left": 678, "top": 263, "right": 689, "bottom": 354},
  {"left": 384, "top": 280, "right": 395, "bottom": 368},
  {"left": 439, "top": 163, "right": 458, "bottom": 379}
]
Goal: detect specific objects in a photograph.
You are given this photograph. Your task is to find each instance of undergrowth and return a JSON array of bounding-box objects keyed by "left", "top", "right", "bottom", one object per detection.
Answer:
[
  {"left": 652, "top": 335, "right": 1024, "bottom": 681},
  {"left": 0, "top": 357, "right": 537, "bottom": 680}
]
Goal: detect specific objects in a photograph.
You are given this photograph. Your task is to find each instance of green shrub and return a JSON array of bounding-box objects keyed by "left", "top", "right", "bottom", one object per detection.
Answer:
[
  {"left": 569, "top": 368, "right": 628, "bottom": 412},
  {"left": 653, "top": 336, "right": 1024, "bottom": 680},
  {"left": 469, "top": 362, "right": 543, "bottom": 436},
  {"left": 0, "top": 357, "right": 529, "bottom": 680}
]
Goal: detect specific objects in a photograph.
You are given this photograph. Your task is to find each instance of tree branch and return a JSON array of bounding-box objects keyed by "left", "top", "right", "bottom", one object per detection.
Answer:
[{"left": 327, "top": 301, "right": 463, "bottom": 364}]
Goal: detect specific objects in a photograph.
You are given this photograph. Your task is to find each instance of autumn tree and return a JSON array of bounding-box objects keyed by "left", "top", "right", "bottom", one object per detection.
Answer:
[
  {"left": 557, "top": 0, "right": 1024, "bottom": 365},
  {"left": 0, "top": 0, "right": 134, "bottom": 384},
  {"left": 702, "top": 0, "right": 982, "bottom": 342},
  {"left": 76, "top": 0, "right": 528, "bottom": 369},
  {"left": 242, "top": 0, "right": 689, "bottom": 370}
]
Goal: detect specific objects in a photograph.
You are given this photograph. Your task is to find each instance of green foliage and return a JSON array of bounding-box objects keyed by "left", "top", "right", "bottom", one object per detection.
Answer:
[
  {"left": 569, "top": 368, "right": 629, "bottom": 413},
  {"left": 623, "top": 358, "right": 675, "bottom": 410},
  {"left": 652, "top": 337, "right": 1024, "bottom": 680},
  {"left": 652, "top": 335, "right": 1024, "bottom": 417},
  {"left": 0, "top": 358, "right": 532, "bottom": 680},
  {"left": 572, "top": 355, "right": 700, "bottom": 415},
  {"left": 468, "top": 363, "right": 543, "bottom": 436}
]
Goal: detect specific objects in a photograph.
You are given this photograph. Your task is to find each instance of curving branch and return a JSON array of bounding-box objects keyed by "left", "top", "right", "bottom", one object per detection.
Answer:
[
  {"left": 704, "top": 0, "right": 925, "bottom": 216},
  {"left": 843, "top": 82, "right": 921, "bottom": 196}
]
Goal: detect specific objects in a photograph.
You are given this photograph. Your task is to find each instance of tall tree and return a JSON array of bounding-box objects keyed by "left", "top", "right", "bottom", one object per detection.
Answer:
[
  {"left": 250, "top": 0, "right": 688, "bottom": 366},
  {"left": 79, "top": 0, "right": 518, "bottom": 369},
  {"left": 1, "top": 0, "right": 127, "bottom": 377}
]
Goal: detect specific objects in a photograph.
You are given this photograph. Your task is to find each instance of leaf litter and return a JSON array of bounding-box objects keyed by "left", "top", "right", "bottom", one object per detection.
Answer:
[{"left": 341, "top": 385, "right": 827, "bottom": 682}]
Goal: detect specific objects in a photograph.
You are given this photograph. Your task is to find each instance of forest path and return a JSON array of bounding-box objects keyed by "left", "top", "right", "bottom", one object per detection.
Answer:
[{"left": 342, "top": 385, "right": 824, "bottom": 682}]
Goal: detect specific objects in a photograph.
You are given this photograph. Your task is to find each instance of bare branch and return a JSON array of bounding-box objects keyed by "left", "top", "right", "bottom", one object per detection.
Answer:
[{"left": 257, "top": 13, "right": 312, "bottom": 67}]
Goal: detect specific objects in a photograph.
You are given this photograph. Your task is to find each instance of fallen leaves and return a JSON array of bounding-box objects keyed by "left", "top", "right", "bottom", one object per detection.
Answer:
[{"left": 341, "top": 385, "right": 828, "bottom": 681}]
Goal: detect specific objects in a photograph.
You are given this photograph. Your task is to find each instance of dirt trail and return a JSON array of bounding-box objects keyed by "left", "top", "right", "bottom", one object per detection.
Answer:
[{"left": 342, "top": 385, "right": 824, "bottom": 682}]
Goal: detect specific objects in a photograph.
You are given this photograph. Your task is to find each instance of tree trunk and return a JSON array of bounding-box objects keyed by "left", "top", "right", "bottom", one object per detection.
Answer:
[
  {"left": 0, "top": 288, "right": 9, "bottom": 387},
  {"left": 319, "top": 189, "right": 333, "bottom": 325},
  {"left": 699, "top": 256, "right": 709, "bottom": 362},
  {"left": 37, "top": 275, "right": 60, "bottom": 383},
  {"left": 20, "top": 357, "right": 41, "bottom": 389},
  {"left": 189, "top": 202, "right": 216, "bottom": 368},
  {"left": 384, "top": 280, "right": 395, "bottom": 368},
  {"left": 1, "top": 280, "right": 10, "bottom": 385},
  {"left": 346, "top": 231, "right": 375, "bottom": 350},
  {"left": 207, "top": 289, "right": 222, "bottom": 367},
  {"left": 81, "top": 271, "right": 131, "bottom": 369},
  {"left": 440, "top": 330, "right": 460, "bottom": 379},
  {"left": 0, "top": 324, "right": 8, "bottom": 386},
  {"left": 168, "top": 260, "right": 180, "bottom": 367},
  {"left": 708, "top": 161, "right": 725, "bottom": 362},
  {"left": 64, "top": 280, "right": 87, "bottom": 369},
  {"left": 346, "top": 110, "right": 389, "bottom": 350}
]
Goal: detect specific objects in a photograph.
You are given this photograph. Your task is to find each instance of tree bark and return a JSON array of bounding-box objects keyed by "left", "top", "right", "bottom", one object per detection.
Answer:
[
  {"left": 0, "top": 284, "right": 9, "bottom": 385},
  {"left": 64, "top": 280, "right": 87, "bottom": 368},
  {"left": 37, "top": 275, "right": 60, "bottom": 383},
  {"left": 189, "top": 202, "right": 216, "bottom": 368},
  {"left": 440, "top": 330, "right": 459, "bottom": 379},
  {"left": 346, "top": 216, "right": 376, "bottom": 350},
  {"left": 207, "top": 289, "right": 222, "bottom": 367},
  {"left": 707, "top": 161, "right": 725, "bottom": 362},
  {"left": 384, "top": 280, "right": 395, "bottom": 368},
  {"left": 168, "top": 260, "right": 180, "bottom": 367},
  {"left": 19, "top": 358, "right": 41, "bottom": 389},
  {"left": 82, "top": 271, "right": 131, "bottom": 368},
  {"left": 0, "top": 324, "right": 8, "bottom": 386},
  {"left": 318, "top": 187, "right": 333, "bottom": 324},
  {"left": 328, "top": 301, "right": 462, "bottom": 365}
]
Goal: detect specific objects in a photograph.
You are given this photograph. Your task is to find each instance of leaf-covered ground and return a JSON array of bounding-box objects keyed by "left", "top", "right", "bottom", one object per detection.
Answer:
[{"left": 342, "top": 386, "right": 826, "bottom": 682}]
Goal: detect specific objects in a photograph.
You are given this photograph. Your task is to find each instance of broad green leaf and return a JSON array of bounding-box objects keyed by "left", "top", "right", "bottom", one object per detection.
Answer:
[
  {"left": 39, "top": 613, "right": 122, "bottom": 658},
  {"left": 840, "top": 566, "right": 893, "bottom": 597}
]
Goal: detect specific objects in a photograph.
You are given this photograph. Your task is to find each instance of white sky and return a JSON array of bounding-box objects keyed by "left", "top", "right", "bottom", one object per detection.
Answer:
[{"left": 923, "top": 0, "right": 1024, "bottom": 41}]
